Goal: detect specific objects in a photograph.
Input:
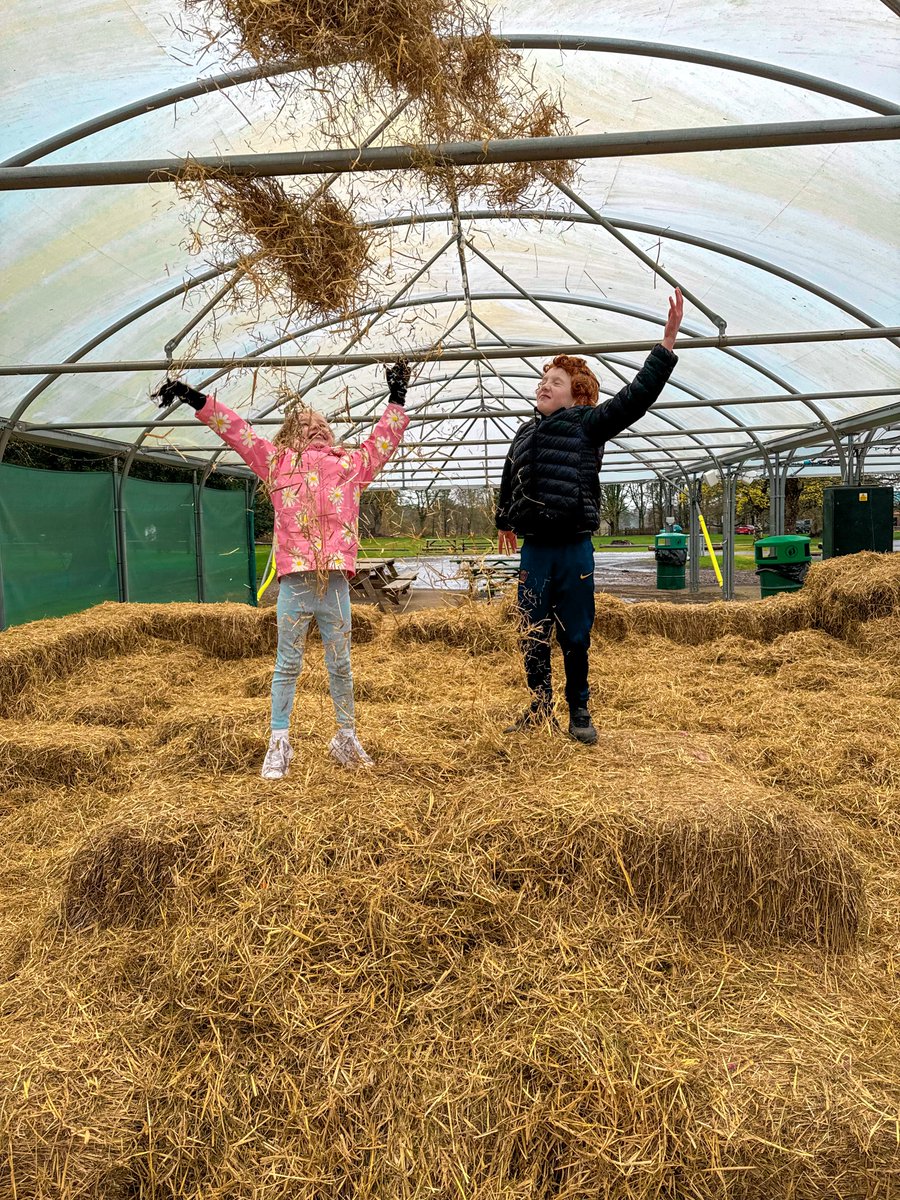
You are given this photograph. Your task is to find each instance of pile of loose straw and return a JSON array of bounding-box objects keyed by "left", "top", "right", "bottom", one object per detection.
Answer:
[{"left": 2, "top": 553, "right": 900, "bottom": 1195}]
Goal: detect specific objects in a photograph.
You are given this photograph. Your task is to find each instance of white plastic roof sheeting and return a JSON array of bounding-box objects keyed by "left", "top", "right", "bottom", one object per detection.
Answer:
[{"left": 2, "top": 0, "right": 899, "bottom": 483}]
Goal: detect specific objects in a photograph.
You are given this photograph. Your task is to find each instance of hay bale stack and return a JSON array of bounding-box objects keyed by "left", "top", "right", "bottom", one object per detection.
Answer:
[
  {"left": 804, "top": 551, "right": 900, "bottom": 636},
  {"left": 393, "top": 598, "right": 517, "bottom": 654},
  {"left": 623, "top": 592, "right": 812, "bottom": 646},
  {"left": 144, "top": 601, "right": 278, "bottom": 658},
  {"left": 0, "top": 719, "right": 126, "bottom": 787},
  {"left": 3, "top": 585, "right": 900, "bottom": 1196},
  {"left": 61, "top": 819, "right": 198, "bottom": 931},
  {"left": 154, "top": 699, "right": 268, "bottom": 774},
  {"left": 0, "top": 603, "right": 146, "bottom": 716},
  {"left": 0, "top": 775, "right": 887, "bottom": 1197}
]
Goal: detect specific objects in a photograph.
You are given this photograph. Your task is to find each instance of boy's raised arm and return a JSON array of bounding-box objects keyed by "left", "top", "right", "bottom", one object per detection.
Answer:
[{"left": 582, "top": 288, "right": 683, "bottom": 445}]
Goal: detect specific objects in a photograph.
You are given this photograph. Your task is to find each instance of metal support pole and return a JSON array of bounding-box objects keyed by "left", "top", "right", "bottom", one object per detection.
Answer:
[
  {"left": 0, "top": 473, "right": 7, "bottom": 631},
  {"left": 769, "top": 453, "right": 786, "bottom": 535},
  {"left": 246, "top": 479, "right": 258, "bottom": 607},
  {"left": 722, "top": 472, "right": 737, "bottom": 601},
  {"left": 193, "top": 471, "right": 206, "bottom": 603},
  {"left": 6, "top": 325, "right": 898, "bottom": 375},
  {"left": 689, "top": 480, "right": 702, "bottom": 594},
  {"left": 112, "top": 457, "right": 129, "bottom": 602},
  {"left": 4, "top": 116, "right": 898, "bottom": 190}
]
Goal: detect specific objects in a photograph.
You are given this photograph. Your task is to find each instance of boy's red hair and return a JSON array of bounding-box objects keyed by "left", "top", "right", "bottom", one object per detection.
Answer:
[{"left": 544, "top": 355, "right": 599, "bottom": 407}]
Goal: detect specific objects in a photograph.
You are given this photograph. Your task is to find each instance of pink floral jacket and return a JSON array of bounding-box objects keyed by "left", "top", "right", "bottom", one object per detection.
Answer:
[{"left": 197, "top": 396, "right": 409, "bottom": 577}]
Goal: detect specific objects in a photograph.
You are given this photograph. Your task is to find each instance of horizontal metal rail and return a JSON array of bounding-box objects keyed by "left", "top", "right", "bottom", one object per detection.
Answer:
[
  {"left": 2, "top": 117, "right": 898, "bottom": 190},
  {"left": 2, "top": 325, "right": 898, "bottom": 374}
]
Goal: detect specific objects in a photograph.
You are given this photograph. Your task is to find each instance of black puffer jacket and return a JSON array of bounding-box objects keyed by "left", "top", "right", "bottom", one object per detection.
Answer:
[{"left": 495, "top": 345, "right": 677, "bottom": 541}]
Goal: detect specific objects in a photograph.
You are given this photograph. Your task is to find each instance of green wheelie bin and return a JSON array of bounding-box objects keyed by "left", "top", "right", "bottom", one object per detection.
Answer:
[
  {"left": 754, "top": 535, "right": 811, "bottom": 598},
  {"left": 654, "top": 530, "right": 687, "bottom": 591}
]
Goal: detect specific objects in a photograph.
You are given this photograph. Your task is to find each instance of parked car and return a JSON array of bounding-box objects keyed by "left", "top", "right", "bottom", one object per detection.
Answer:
[{"left": 735, "top": 524, "right": 756, "bottom": 535}]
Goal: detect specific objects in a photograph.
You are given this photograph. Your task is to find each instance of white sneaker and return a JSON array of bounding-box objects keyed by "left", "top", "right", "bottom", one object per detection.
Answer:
[
  {"left": 261, "top": 732, "right": 294, "bottom": 780},
  {"left": 329, "top": 729, "right": 374, "bottom": 769}
]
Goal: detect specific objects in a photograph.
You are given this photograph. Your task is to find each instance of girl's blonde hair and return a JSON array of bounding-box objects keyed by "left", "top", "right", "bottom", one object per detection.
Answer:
[{"left": 272, "top": 401, "right": 337, "bottom": 455}]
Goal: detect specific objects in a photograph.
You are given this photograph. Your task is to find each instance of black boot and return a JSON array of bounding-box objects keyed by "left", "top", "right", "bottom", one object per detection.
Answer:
[
  {"left": 504, "top": 699, "right": 558, "bottom": 734},
  {"left": 568, "top": 706, "right": 598, "bottom": 745}
]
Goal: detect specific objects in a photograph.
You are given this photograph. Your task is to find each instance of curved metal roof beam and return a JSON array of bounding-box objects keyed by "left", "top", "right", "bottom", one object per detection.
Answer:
[
  {"left": 191, "top": 291, "right": 819, "bottom": 467},
  {"left": 6, "top": 34, "right": 897, "bottom": 169},
  {"left": 5, "top": 204, "right": 893, "bottom": 464}
]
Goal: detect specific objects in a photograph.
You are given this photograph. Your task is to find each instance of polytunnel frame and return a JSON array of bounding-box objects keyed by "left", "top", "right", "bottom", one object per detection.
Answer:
[{"left": 2, "top": 32, "right": 899, "bottom": 607}]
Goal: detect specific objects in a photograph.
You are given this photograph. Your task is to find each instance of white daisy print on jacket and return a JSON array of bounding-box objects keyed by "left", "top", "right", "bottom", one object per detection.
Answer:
[
  {"left": 281, "top": 486, "right": 299, "bottom": 509},
  {"left": 375, "top": 436, "right": 392, "bottom": 457},
  {"left": 210, "top": 412, "right": 230, "bottom": 435},
  {"left": 290, "top": 555, "right": 308, "bottom": 572},
  {"left": 341, "top": 523, "right": 356, "bottom": 546},
  {"left": 338, "top": 454, "right": 354, "bottom": 473},
  {"left": 306, "top": 469, "right": 320, "bottom": 490},
  {"left": 329, "top": 552, "right": 346, "bottom": 570},
  {"left": 239, "top": 426, "right": 256, "bottom": 448},
  {"left": 387, "top": 409, "right": 404, "bottom": 430},
  {"left": 328, "top": 485, "right": 344, "bottom": 507}
]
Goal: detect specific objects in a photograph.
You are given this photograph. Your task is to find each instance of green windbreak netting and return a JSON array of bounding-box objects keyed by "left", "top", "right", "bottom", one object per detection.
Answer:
[
  {"left": 0, "top": 463, "right": 119, "bottom": 626},
  {"left": 202, "top": 487, "right": 254, "bottom": 604},
  {"left": 124, "top": 477, "right": 198, "bottom": 603}
]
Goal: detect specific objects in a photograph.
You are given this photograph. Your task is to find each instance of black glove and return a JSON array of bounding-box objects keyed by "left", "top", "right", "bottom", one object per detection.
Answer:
[
  {"left": 386, "top": 359, "right": 411, "bottom": 406},
  {"left": 152, "top": 378, "right": 207, "bottom": 411}
]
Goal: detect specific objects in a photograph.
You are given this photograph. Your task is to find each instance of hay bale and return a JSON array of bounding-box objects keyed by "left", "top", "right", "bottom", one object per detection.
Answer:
[
  {"left": 147, "top": 601, "right": 379, "bottom": 659},
  {"left": 624, "top": 592, "right": 812, "bottom": 646},
  {"left": 593, "top": 592, "right": 630, "bottom": 640},
  {"left": 154, "top": 699, "right": 267, "bottom": 775},
  {"left": 145, "top": 602, "right": 277, "bottom": 658},
  {"left": 847, "top": 613, "right": 900, "bottom": 665},
  {"left": 0, "top": 604, "right": 147, "bottom": 716},
  {"left": 61, "top": 820, "right": 196, "bottom": 931},
  {"left": 804, "top": 551, "right": 900, "bottom": 636},
  {"left": 614, "top": 785, "right": 863, "bottom": 950},
  {"left": 0, "top": 720, "right": 125, "bottom": 787},
  {"left": 393, "top": 598, "right": 517, "bottom": 654}
]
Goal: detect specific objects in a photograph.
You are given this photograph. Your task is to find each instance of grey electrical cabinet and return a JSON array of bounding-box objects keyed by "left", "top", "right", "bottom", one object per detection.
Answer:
[{"left": 821, "top": 486, "right": 893, "bottom": 559}]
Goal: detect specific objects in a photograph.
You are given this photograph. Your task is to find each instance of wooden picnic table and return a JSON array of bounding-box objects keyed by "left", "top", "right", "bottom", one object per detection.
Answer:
[
  {"left": 452, "top": 553, "right": 521, "bottom": 597},
  {"left": 351, "top": 557, "right": 417, "bottom": 611}
]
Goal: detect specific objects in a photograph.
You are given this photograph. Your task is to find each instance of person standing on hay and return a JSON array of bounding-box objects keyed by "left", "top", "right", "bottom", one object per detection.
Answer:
[
  {"left": 153, "top": 365, "right": 411, "bottom": 778},
  {"left": 495, "top": 288, "right": 684, "bottom": 744}
]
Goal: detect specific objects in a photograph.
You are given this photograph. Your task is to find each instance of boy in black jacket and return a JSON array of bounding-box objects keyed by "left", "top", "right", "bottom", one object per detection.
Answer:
[{"left": 495, "top": 288, "right": 683, "bottom": 743}]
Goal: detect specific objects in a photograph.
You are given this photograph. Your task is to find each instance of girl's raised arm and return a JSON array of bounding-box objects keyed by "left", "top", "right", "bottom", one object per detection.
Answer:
[{"left": 152, "top": 380, "right": 278, "bottom": 481}]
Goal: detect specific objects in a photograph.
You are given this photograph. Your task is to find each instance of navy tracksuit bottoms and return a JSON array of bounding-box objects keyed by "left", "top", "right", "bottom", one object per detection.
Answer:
[{"left": 517, "top": 536, "right": 596, "bottom": 710}]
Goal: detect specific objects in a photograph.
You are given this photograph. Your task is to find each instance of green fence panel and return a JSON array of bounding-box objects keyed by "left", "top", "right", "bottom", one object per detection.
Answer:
[
  {"left": 124, "top": 477, "right": 198, "bottom": 603},
  {"left": 0, "top": 462, "right": 119, "bottom": 627},
  {"left": 202, "top": 487, "right": 253, "bottom": 604}
]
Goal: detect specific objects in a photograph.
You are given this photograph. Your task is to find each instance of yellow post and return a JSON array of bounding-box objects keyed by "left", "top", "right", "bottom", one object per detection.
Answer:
[
  {"left": 698, "top": 513, "right": 723, "bottom": 588},
  {"left": 257, "top": 542, "right": 277, "bottom": 602}
]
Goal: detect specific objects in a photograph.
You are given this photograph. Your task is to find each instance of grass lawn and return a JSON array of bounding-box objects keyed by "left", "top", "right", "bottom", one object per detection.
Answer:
[{"left": 256, "top": 536, "right": 761, "bottom": 577}]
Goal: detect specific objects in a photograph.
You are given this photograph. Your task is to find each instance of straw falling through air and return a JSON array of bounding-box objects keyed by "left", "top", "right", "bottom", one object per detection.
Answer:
[{"left": 176, "top": 0, "right": 574, "bottom": 322}]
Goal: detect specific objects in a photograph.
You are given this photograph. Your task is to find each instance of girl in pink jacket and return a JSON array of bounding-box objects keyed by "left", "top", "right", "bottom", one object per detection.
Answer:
[{"left": 155, "top": 366, "right": 410, "bottom": 778}]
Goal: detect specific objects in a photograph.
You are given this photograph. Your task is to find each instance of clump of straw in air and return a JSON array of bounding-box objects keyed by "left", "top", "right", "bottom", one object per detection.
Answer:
[{"left": 179, "top": 170, "right": 376, "bottom": 321}]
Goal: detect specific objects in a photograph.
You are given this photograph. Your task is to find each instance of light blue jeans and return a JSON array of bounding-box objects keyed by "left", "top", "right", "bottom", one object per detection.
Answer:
[{"left": 271, "top": 572, "right": 355, "bottom": 732}]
